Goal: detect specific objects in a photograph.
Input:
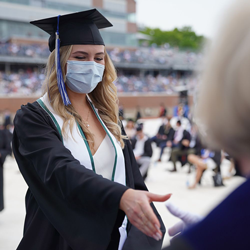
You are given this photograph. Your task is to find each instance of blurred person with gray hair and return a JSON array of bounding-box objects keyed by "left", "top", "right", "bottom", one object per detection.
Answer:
[{"left": 163, "top": 0, "right": 250, "bottom": 249}]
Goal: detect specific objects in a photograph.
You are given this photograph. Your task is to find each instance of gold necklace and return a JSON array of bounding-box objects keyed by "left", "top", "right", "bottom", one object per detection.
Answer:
[{"left": 84, "top": 108, "right": 91, "bottom": 128}]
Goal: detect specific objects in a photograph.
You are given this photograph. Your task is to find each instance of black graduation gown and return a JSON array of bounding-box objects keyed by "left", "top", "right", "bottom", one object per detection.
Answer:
[
  {"left": 12, "top": 101, "right": 165, "bottom": 250},
  {"left": 0, "top": 129, "right": 12, "bottom": 211}
]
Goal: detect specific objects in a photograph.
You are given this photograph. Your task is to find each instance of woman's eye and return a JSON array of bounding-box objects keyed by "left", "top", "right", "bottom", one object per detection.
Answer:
[
  {"left": 95, "top": 58, "right": 103, "bottom": 61},
  {"left": 75, "top": 56, "right": 86, "bottom": 60}
]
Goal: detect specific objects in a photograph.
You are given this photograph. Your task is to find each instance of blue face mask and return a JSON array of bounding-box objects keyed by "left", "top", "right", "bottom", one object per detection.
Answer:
[{"left": 65, "top": 60, "right": 105, "bottom": 94}]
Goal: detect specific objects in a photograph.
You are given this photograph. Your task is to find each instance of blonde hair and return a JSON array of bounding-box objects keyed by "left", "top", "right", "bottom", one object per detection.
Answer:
[
  {"left": 195, "top": 0, "right": 250, "bottom": 157},
  {"left": 43, "top": 45, "right": 126, "bottom": 150}
]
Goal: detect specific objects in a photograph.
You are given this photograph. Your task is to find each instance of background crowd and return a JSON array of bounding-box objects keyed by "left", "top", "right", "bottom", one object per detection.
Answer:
[
  {"left": 0, "top": 42, "right": 202, "bottom": 65},
  {"left": 124, "top": 104, "right": 239, "bottom": 189},
  {"left": 0, "top": 42, "right": 50, "bottom": 58},
  {"left": 0, "top": 70, "right": 44, "bottom": 96},
  {"left": 0, "top": 69, "right": 198, "bottom": 96},
  {"left": 115, "top": 74, "right": 197, "bottom": 93},
  {"left": 0, "top": 42, "right": 200, "bottom": 96}
]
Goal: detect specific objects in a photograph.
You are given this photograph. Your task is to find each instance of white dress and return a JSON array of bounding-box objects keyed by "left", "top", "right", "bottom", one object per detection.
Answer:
[
  {"left": 93, "top": 134, "right": 115, "bottom": 180},
  {"left": 93, "top": 134, "right": 127, "bottom": 250}
]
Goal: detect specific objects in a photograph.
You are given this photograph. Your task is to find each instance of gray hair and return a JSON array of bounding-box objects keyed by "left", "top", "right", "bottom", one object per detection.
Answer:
[{"left": 195, "top": 0, "right": 250, "bottom": 158}]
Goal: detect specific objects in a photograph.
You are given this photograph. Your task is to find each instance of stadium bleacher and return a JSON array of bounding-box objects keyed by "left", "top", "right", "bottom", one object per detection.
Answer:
[{"left": 0, "top": 42, "right": 200, "bottom": 96}]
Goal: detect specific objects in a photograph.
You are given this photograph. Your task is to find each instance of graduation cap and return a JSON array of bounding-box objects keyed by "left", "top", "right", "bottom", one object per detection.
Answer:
[
  {"left": 31, "top": 9, "right": 113, "bottom": 52},
  {"left": 30, "top": 9, "right": 113, "bottom": 106}
]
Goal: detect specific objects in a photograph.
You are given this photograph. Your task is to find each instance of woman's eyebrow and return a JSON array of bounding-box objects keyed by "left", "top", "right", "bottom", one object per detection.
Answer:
[
  {"left": 72, "top": 51, "right": 88, "bottom": 55},
  {"left": 72, "top": 51, "right": 104, "bottom": 55},
  {"left": 95, "top": 52, "right": 105, "bottom": 55}
]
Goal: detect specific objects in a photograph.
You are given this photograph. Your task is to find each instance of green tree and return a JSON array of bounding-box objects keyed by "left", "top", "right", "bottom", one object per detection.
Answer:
[{"left": 140, "top": 26, "right": 205, "bottom": 50}]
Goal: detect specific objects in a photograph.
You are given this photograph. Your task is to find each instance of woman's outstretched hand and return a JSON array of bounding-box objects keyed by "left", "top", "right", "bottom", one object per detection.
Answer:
[{"left": 120, "top": 189, "right": 171, "bottom": 241}]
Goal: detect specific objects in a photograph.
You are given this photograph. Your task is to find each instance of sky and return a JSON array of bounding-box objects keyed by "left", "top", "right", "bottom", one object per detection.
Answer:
[{"left": 135, "top": 0, "right": 236, "bottom": 39}]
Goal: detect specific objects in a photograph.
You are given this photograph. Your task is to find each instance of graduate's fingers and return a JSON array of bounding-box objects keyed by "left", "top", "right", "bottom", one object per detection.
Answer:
[
  {"left": 143, "top": 192, "right": 172, "bottom": 231},
  {"left": 134, "top": 216, "right": 152, "bottom": 235},
  {"left": 147, "top": 193, "right": 172, "bottom": 203},
  {"left": 139, "top": 199, "right": 162, "bottom": 236},
  {"left": 132, "top": 221, "right": 152, "bottom": 238},
  {"left": 119, "top": 189, "right": 169, "bottom": 240},
  {"left": 128, "top": 200, "right": 160, "bottom": 238},
  {"left": 132, "top": 217, "right": 162, "bottom": 241}
]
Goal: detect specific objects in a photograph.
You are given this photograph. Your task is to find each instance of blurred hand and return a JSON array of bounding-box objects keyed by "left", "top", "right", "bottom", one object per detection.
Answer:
[
  {"left": 165, "top": 201, "right": 202, "bottom": 237},
  {"left": 120, "top": 189, "right": 171, "bottom": 241},
  {"left": 135, "top": 156, "right": 141, "bottom": 161},
  {"left": 167, "top": 141, "right": 172, "bottom": 147},
  {"left": 173, "top": 140, "right": 179, "bottom": 145},
  {"left": 182, "top": 139, "right": 190, "bottom": 147}
]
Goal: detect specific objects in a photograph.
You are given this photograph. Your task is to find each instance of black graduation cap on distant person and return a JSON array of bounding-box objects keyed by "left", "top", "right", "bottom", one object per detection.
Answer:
[{"left": 30, "top": 9, "right": 113, "bottom": 52}]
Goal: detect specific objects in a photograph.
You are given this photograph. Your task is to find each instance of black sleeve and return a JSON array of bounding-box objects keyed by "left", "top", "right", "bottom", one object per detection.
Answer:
[
  {"left": 179, "top": 130, "right": 191, "bottom": 149},
  {"left": 184, "top": 130, "right": 191, "bottom": 141},
  {"left": 13, "top": 103, "right": 129, "bottom": 249},
  {"left": 167, "top": 128, "right": 175, "bottom": 141},
  {"left": 130, "top": 137, "right": 136, "bottom": 150},
  {"left": 194, "top": 135, "right": 203, "bottom": 155},
  {"left": 158, "top": 125, "right": 163, "bottom": 135},
  {"left": 211, "top": 151, "right": 222, "bottom": 169},
  {"left": 142, "top": 139, "right": 153, "bottom": 157}
]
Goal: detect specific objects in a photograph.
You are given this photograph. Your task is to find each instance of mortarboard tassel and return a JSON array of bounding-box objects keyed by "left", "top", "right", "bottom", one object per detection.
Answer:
[{"left": 55, "top": 15, "right": 71, "bottom": 106}]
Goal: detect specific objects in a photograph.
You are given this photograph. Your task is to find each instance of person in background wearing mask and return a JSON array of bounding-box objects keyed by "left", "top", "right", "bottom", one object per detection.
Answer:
[{"left": 12, "top": 9, "right": 170, "bottom": 250}]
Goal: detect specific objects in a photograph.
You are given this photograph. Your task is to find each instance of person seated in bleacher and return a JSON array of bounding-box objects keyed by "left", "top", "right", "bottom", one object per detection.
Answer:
[
  {"left": 131, "top": 125, "right": 153, "bottom": 180},
  {"left": 187, "top": 150, "right": 222, "bottom": 189}
]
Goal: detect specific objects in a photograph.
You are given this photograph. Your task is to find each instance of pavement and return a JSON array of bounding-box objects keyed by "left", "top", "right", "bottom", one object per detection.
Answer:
[{"left": 0, "top": 117, "right": 246, "bottom": 249}]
